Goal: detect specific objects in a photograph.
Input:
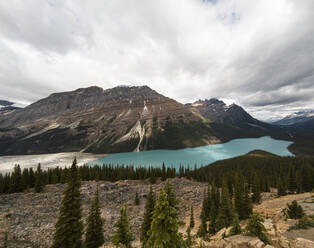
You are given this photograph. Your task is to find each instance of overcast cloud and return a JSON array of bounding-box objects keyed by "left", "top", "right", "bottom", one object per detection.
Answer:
[{"left": 0, "top": 0, "right": 314, "bottom": 121}]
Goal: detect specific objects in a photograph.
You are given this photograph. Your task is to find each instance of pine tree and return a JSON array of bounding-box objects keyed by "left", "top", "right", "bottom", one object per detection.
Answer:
[
  {"left": 242, "top": 183, "right": 253, "bottom": 219},
  {"left": 29, "top": 168, "right": 35, "bottom": 188},
  {"left": 140, "top": 186, "right": 156, "bottom": 247},
  {"left": 150, "top": 173, "right": 156, "bottom": 184},
  {"left": 85, "top": 186, "right": 105, "bottom": 248},
  {"left": 51, "top": 158, "right": 83, "bottom": 248},
  {"left": 35, "top": 164, "right": 44, "bottom": 193},
  {"left": 135, "top": 191, "right": 140, "bottom": 205},
  {"left": 161, "top": 162, "right": 166, "bottom": 181},
  {"left": 145, "top": 183, "right": 184, "bottom": 247},
  {"left": 112, "top": 204, "right": 134, "bottom": 248},
  {"left": 10, "top": 165, "right": 23, "bottom": 193},
  {"left": 201, "top": 189, "right": 209, "bottom": 221},
  {"left": 277, "top": 178, "right": 286, "bottom": 196},
  {"left": 189, "top": 205, "right": 195, "bottom": 229},
  {"left": 208, "top": 183, "right": 219, "bottom": 234},
  {"left": 185, "top": 227, "right": 194, "bottom": 248},
  {"left": 229, "top": 213, "right": 241, "bottom": 236},
  {"left": 251, "top": 173, "right": 261, "bottom": 203},
  {"left": 197, "top": 209, "right": 207, "bottom": 237},
  {"left": 246, "top": 213, "right": 268, "bottom": 244},
  {"left": 216, "top": 179, "right": 233, "bottom": 229},
  {"left": 288, "top": 166, "right": 297, "bottom": 193},
  {"left": 60, "top": 168, "right": 68, "bottom": 184},
  {"left": 284, "top": 200, "right": 305, "bottom": 219},
  {"left": 234, "top": 174, "right": 244, "bottom": 219}
]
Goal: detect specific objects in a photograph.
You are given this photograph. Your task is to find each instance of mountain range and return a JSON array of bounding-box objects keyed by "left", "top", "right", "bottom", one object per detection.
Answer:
[
  {"left": 273, "top": 110, "right": 314, "bottom": 125},
  {"left": 0, "top": 85, "right": 313, "bottom": 156}
]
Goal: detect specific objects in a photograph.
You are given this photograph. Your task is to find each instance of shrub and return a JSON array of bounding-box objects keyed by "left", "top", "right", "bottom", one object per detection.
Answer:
[
  {"left": 289, "top": 215, "right": 314, "bottom": 230},
  {"left": 283, "top": 200, "right": 304, "bottom": 219}
]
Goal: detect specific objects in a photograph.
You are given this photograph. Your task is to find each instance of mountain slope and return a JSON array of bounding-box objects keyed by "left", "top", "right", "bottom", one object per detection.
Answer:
[
  {"left": 273, "top": 110, "right": 314, "bottom": 125},
  {"left": 188, "top": 98, "right": 259, "bottom": 127},
  {"left": 1, "top": 87, "right": 314, "bottom": 156},
  {"left": 0, "top": 99, "right": 21, "bottom": 116},
  {"left": 0, "top": 86, "right": 232, "bottom": 155}
]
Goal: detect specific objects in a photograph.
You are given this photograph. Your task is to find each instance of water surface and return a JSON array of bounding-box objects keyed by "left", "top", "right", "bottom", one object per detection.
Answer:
[{"left": 90, "top": 136, "right": 293, "bottom": 169}]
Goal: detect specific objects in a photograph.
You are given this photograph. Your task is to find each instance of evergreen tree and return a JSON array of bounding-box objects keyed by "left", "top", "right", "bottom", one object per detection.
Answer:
[
  {"left": 29, "top": 168, "right": 35, "bottom": 188},
  {"left": 51, "top": 158, "right": 83, "bottom": 248},
  {"left": 85, "top": 186, "right": 105, "bottom": 248},
  {"left": 242, "top": 183, "right": 253, "bottom": 219},
  {"left": 146, "top": 184, "right": 184, "bottom": 248},
  {"left": 251, "top": 173, "right": 261, "bottom": 203},
  {"left": 216, "top": 179, "right": 233, "bottom": 229},
  {"left": 284, "top": 200, "right": 305, "bottom": 219},
  {"left": 112, "top": 204, "right": 134, "bottom": 248},
  {"left": 246, "top": 213, "right": 268, "bottom": 244},
  {"left": 135, "top": 191, "right": 140, "bottom": 205},
  {"left": 35, "top": 164, "right": 44, "bottom": 193},
  {"left": 288, "top": 166, "right": 297, "bottom": 193},
  {"left": 21, "top": 168, "right": 29, "bottom": 191},
  {"left": 201, "top": 189, "right": 209, "bottom": 220},
  {"left": 234, "top": 174, "right": 244, "bottom": 219},
  {"left": 229, "top": 214, "right": 241, "bottom": 236},
  {"left": 277, "top": 178, "right": 286, "bottom": 197},
  {"left": 197, "top": 209, "right": 207, "bottom": 238},
  {"left": 140, "top": 186, "right": 156, "bottom": 247},
  {"left": 185, "top": 227, "right": 194, "bottom": 248},
  {"left": 208, "top": 201, "right": 217, "bottom": 234},
  {"left": 10, "top": 165, "right": 23, "bottom": 193},
  {"left": 208, "top": 183, "right": 219, "bottom": 234},
  {"left": 161, "top": 162, "right": 166, "bottom": 181},
  {"left": 150, "top": 173, "right": 156, "bottom": 184},
  {"left": 189, "top": 205, "right": 195, "bottom": 229}
]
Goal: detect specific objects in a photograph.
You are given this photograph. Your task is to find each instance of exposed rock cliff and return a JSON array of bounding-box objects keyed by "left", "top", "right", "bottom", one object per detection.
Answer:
[{"left": 0, "top": 86, "right": 221, "bottom": 155}]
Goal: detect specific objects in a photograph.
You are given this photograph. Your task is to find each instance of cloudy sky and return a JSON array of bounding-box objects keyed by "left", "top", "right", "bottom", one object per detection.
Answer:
[{"left": 0, "top": 0, "right": 314, "bottom": 121}]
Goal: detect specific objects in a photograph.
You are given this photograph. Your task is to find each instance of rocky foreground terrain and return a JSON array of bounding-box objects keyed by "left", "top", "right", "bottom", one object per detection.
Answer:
[{"left": 0, "top": 178, "right": 313, "bottom": 248}]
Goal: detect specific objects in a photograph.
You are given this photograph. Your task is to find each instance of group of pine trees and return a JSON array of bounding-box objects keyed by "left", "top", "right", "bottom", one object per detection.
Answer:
[
  {"left": 2, "top": 154, "right": 313, "bottom": 247},
  {"left": 1, "top": 154, "right": 313, "bottom": 196},
  {"left": 197, "top": 175, "right": 253, "bottom": 237},
  {"left": 51, "top": 158, "right": 186, "bottom": 248},
  {"left": 51, "top": 158, "right": 105, "bottom": 248}
]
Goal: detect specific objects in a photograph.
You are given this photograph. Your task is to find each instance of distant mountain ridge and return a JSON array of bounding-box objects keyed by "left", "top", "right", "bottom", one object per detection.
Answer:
[
  {"left": 273, "top": 110, "right": 314, "bottom": 125},
  {"left": 0, "top": 86, "right": 314, "bottom": 156}
]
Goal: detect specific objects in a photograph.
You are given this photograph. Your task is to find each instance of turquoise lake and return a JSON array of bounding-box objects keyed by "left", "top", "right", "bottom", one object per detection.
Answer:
[{"left": 90, "top": 136, "right": 294, "bottom": 169}]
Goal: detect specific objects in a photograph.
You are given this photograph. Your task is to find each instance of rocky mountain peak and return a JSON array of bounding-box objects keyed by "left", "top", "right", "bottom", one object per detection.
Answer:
[{"left": 189, "top": 98, "right": 258, "bottom": 126}]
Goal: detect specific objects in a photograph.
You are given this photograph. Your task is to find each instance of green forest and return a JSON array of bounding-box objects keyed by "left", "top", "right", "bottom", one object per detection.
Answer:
[{"left": 1, "top": 151, "right": 313, "bottom": 195}]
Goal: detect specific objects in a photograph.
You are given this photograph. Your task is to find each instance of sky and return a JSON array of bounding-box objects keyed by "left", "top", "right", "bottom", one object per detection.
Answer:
[{"left": 0, "top": 0, "right": 314, "bottom": 121}]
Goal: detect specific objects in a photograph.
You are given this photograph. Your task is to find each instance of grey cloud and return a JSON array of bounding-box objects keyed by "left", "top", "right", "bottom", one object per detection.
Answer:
[
  {"left": 0, "top": 1, "right": 93, "bottom": 54},
  {"left": 0, "top": 0, "right": 314, "bottom": 120}
]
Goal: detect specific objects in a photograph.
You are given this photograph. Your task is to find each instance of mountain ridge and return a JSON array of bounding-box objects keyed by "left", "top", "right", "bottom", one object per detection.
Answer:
[
  {"left": 0, "top": 85, "right": 313, "bottom": 156},
  {"left": 273, "top": 110, "right": 314, "bottom": 125},
  {"left": 0, "top": 85, "right": 221, "bottom": 155}
]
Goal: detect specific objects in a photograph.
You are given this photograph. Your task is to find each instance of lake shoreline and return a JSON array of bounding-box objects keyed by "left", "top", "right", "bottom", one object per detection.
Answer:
[
  {"left": 0, "top": 152, "right": 108, "bottom": 173},
  {"left": 0, "top": 136, "right": 294, "bottom": 173}
]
